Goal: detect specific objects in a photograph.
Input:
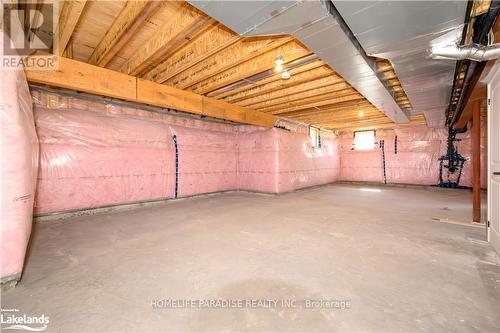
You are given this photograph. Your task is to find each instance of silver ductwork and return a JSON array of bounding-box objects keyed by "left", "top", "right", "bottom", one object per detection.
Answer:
[
  {"left": 332, "top": 1, "right": 468, "bottom": 127},
  {"left": 189, "top": 0, "right": 468, "bottom": 127},
  {"left": 431, "top": 43, "right": 500, "bottom": 61},
  {"left": 188, "top": 0, "right": 410, "bottom": 124}
]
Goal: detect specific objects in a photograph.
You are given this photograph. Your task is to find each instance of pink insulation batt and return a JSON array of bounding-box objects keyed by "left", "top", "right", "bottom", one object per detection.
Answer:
[
  {"left": 339, "top": 124, "right": 487, "bottom": 187},
  {"left": 30, "top": 90, "right": 486, "bottom": 218},
  {"left": 32, "top": 91, "right": 340, "bottom": 214},
  {"left": 34, "top": 108, "right": 175, "bottom": 213},
  {"left": 1, "top": 48, "right": 39, "bottom": 282},
  {"left": 171, "top": 125, "right": 239, "bottom": 196},
  {"left": 237, "top": 128, "right": 340, "bottom": 193}
]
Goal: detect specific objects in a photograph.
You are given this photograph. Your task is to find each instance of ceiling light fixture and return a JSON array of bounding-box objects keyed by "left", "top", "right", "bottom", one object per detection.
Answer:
[
  {"left": 281, "top": 70, "right": 291, "bottom": 80},
  {"left": 274, "top": 57, "right": 284, "bottom": 72}
]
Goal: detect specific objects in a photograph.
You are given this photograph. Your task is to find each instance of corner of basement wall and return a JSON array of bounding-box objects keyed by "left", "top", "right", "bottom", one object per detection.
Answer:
[
  {"left": 338, "top": 123, "right": 487, "bottom": 188},
  {"left": 31, "top": 89, "right": 343, "bottom": 214},
  {"left": 276, "top": 128, "right": 340, "bottom": 193},
  {"left": 236, "top": 127, "right": 280, "bottom": 193}
]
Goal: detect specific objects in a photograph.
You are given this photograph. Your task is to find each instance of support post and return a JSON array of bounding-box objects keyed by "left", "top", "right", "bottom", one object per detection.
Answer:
[{"left": 472, "top": 99, "right": 481, "bottom": 222}]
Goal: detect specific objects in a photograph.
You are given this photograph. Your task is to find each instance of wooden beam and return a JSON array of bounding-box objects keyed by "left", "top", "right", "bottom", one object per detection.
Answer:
[
  {"left": 88, "top": 0, "right": 161, "bottom": 67},
  {"left": 472, "top": 99, "right": 481, "bottom": 223},
  {"left": 119, "top": 3, "right": 210, "bottom": 76},
  {"left": 455, "top": 84, "right": 487, "bottom": 128},
  {"left": 58, "top": 0, "right": 87, "bottom": 55},
  {"left": 26, "top": 56, "right": 136, "bottom": 99},
  {"left": 25, "top": 57, "right": 275, "bottom": 128}
]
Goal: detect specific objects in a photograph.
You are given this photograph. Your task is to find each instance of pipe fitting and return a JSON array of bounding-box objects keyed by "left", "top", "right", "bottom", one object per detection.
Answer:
[{"left": 431, "top": 43, "right": 500, "bottom": 62}]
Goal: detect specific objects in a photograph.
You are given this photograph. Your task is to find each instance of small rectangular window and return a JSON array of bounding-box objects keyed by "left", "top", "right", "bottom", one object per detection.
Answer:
[
  {"left": 309, "top": 127, "right": 321, "bottom": 148},
  {"left": 353, "top": 130, "right": 375, "bottom": 150}
]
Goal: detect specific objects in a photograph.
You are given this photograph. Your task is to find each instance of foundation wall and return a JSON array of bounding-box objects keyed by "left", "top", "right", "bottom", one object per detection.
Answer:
[
  {"left": 32, "top": 91, "right": 340, "bottom": 215},
  {"left": 339, "top": 124, "right": 487, "bottom": 188},
  {"left": 1, "top": 44, "right": 39, "bottom": 282}
]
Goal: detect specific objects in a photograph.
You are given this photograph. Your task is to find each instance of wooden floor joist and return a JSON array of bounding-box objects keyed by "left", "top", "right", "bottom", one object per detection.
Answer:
[
  {"left": 58, "top": 0, "right": 87, "bottom": 56},
  {"left": 25, "top": 57, "right": 275, "bottom": 128},
  {"left": 119, "top": 3, "right": 210, "bottom": 76},
  {"left": 87, "top": 0, "right": 161, "bottom": 67},
  {"left": 46, "top": 0, "right": 419, "bottom": 130}
]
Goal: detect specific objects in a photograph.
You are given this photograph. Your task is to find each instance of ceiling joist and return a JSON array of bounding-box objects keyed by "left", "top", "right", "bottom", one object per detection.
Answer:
[
  {"left": 88, "top": 0, "right": 161, "bottom": 67},
  {"left": 58, "top": 0, "right": 87, "bottom": 55},
  {"left": 44, "top": 0, "right": 418, "bottom": 131},
  {"left": 143, "top": 24, "right": 241, "bottom": 83},
  {"left": 119, "top": 3, "right": 212, "bottom": 76}
]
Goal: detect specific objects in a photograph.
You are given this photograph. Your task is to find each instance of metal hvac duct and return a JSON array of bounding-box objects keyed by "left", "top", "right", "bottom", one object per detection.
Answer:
[
  {"left": 332, "top": 1, "right": 468, "bottom": 127},
  {"left": 431, "top": 43, "right": 500, "bottom": 62},
  {"left": 188, "top": 0, "right": 410, "bottom": 124}
]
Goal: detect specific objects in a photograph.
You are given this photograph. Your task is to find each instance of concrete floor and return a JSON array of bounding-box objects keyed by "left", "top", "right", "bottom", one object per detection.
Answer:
[{"left": 2, "top": 184, "right": 499, "bottom": 332}]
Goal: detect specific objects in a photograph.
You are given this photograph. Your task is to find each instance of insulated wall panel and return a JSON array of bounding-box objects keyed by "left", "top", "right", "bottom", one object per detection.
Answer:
[
  {"left": 339, "top": 133, "right": 384, "bottom": 183},
  {"left": 276, "top": 130, "right": 340, "bottom": 192},
  {"left": 171, "top": 125, "right": 238, "bottom": 197},
  {"left": 339, "top": 124, "right": 487, "bottom": 188},
  {"left": 34, "top": 108, "right": 175, "bottom": 214},
  {"left": 32, "top": 91, "right": 341, "bottom": 214},
  {"left": 1, "top": 48, "right": 39, "bottom": 282},
  {"left": 237, "top": 128, "right": 279, "bottom": 193}
]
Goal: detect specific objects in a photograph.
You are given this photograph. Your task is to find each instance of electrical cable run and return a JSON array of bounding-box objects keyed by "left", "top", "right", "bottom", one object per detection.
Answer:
[
  {"left": 173, "top": 135, "right": 179, "bottom": 198},
  {"left": 380, "top": 139, "right": 387, "bottom": 184}
]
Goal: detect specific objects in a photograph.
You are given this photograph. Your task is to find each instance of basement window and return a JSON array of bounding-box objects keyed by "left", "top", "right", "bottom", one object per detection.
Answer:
[
  {"left": 310, "top": 127, "right": 321, "bottom": 148},
  {"left": 353, "top": 130, "right": 376, "bottom": 150}
]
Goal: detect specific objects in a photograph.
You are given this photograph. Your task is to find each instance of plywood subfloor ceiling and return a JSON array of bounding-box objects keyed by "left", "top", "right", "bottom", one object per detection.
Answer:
[{"left": 60, "top": 0, "right": 424, "bottom": 130}]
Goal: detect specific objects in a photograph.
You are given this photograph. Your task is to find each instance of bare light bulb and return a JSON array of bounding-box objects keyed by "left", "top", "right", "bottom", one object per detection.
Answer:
[
  {"left": 274, "top": 57, "right": 284, "bottom": 72},
  {"left": 281, "top": 70, "right": 291, "bottom": 80}
]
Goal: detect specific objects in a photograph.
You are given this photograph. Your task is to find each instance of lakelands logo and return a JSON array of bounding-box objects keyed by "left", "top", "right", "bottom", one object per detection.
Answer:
[
  {"left": 1, "top": 309, "right": 49, "bottom": 331},
  {"left": 2, "top": 0, "right": 58, "bottom": 69}
]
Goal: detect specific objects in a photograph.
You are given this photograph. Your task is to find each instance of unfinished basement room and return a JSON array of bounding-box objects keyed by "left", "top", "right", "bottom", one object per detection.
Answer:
[{"left": 1, "top": 0, "right": 500, "bottom": 332}]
